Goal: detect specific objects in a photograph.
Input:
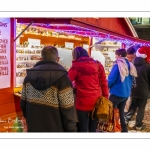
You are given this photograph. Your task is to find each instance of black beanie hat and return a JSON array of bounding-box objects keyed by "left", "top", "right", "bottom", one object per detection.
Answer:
[
  {"left": 127, "top": 44, "right": 141, "bottom": 54},
  {"left": 127, "top": 47, "right": 136, "bottom": 54}
]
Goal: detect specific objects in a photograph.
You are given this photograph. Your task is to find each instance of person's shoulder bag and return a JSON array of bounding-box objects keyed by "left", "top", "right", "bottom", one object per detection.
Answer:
[{"left": 91, "top": 61, "right": 113, "bottom": 122}]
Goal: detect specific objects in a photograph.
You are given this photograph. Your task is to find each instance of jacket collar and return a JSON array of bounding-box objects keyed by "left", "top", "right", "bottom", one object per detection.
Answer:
[
  {"left": 73, "top": 56, "right": 93, "bottom": 63},
  {"left": 34, "top": 60, "right": 59, "bottom": 67}
]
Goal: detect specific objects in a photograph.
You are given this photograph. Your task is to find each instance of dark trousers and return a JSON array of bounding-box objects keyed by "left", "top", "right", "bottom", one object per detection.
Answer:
[
  {"left": 109, "top": 94, "right": 128, "bottom": 132},
  {"left": 76, "top": 110, "right": 98, "bottom": 132},
  {"left": 125, "top": 98, "right": 147, "bottom": 127}
]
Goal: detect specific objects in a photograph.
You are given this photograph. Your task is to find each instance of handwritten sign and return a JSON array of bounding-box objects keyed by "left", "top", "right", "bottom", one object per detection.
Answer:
[{"left": 0, "top": 18, "right": 10, "bottom": 89}]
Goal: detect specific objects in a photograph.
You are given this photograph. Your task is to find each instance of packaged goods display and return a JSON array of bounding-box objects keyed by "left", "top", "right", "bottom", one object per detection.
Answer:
[
  {"left": 16, "top": 45, "right": 42, "bottom": 87},
  {"left": 15, "top": 44, "right": 73, "bottom": 87},
  {"left": 92, "top": 40, "right": 121, "bottom": 75}
]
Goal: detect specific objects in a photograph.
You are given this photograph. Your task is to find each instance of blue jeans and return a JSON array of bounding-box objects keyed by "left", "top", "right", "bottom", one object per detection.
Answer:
[
  {"left": 76, "top": 110, "right": 98, "bottom": 132},
  {"left": 109, "top": 94, "right": 128, "bottom": 132}
]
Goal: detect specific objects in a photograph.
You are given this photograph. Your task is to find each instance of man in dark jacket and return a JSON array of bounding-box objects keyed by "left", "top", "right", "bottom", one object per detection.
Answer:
[
  {"left": 20, "top": 46, "right": 77, "bottom": 132},
  {"left": 126, "top": 44, "right": 140, "bottom": 62},
  {"left": 125, "top": 46, "right": 150, "bottom": 131},
  {"left": 124, "top": 45, "right": 139, "bottom": 113}
]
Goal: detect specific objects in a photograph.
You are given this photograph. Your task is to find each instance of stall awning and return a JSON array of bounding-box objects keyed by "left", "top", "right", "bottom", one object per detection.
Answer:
[{"left": 16, "top": 18, "right": 150, "bottom": 46}]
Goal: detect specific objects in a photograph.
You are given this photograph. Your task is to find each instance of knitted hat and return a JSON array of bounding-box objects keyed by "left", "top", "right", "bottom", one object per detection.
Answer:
[{"left": 136, "top": 46, "right": 150, "bottom": 63}]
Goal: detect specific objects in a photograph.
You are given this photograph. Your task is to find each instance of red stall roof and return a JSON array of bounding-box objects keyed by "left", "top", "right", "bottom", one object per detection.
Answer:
[{"left": 16, "top": 18, "right": 150, "bottom": 46}]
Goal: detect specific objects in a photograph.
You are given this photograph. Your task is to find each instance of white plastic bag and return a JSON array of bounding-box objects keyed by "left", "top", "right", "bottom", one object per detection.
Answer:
[{"left": 124, "top": 97, "right": 132, "bottom": 112}]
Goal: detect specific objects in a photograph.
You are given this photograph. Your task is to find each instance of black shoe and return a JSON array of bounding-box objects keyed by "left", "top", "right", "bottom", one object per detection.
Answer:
[{"left": 131, "top": 124, "right": 146, "bottom": 131}]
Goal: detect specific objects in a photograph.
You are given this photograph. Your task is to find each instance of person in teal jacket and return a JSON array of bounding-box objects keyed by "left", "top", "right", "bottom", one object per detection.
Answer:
[{"left": 108, "top": 48, "right": 137, "bottom": 132}]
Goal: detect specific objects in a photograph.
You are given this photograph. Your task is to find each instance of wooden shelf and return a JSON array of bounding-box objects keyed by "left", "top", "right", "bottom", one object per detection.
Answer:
[
  {"left": 16, "top": 60, "right": 39, "bottom": 62},
  {"left": 16, "top": 47, "right": 42, "bottom": 50},
  {"left": 16, "top": 67, "right": 32, "bottom": 69},
  {"left": 14, "top": 93, "right": 21, "bottom": 97},
  {"left": 16, "top": 53, "right": 41, "bottom": 55}
]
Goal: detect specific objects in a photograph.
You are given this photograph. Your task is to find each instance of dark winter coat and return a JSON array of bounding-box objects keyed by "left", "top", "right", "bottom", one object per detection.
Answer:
[
  {"left": 131, "top": 57, "right": 150, "bottom": 99},
  {"left": 20, "top": 60, "right": 77, "bottom": 132},
  {"left": 68, "top": 56, "right": 109, "bottom": 111}
]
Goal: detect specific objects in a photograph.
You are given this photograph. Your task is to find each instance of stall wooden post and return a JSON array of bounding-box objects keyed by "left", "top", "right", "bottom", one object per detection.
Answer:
[
  {"left": 121, "top": 43, "right": 126, "bottom": 49},
  {"left": 88, "top": 37, "right": 93, "bottom": 56}
]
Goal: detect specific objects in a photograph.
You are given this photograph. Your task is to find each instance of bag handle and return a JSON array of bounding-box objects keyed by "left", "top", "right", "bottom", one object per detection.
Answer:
[
  {"left": 91, "top": 96, "right": 101, "bottom": 120},
  {"left": 109, "top": 104, "right": 113, "bottom": 121},
  {"left": 91, "top": 107, "right": 96, "bottom": 120}
]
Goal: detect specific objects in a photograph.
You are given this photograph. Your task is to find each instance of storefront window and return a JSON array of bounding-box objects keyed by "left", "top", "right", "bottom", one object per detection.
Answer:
[
  {"left": 129, "top": 17, "right": 150, "bottom": 25},
  {"left": 142, "top": 18, "right": 150, "bottom": 24}
]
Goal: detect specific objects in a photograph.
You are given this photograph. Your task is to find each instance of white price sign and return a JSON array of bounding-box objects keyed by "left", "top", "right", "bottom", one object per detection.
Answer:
[
  {"left": 28, "top": 38, "right": 41, "bottom": 47},
  {"left": 65, "top": 42, "right": 74, "bottom": 49},
  {"left": 0, "top": 18, "right": 10, "bottom": 89}
]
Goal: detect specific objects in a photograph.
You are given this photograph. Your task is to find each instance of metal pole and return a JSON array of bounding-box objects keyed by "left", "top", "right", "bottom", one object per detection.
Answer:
[{"left": 14, "top": 20, "right": 34, "bottom": 42}]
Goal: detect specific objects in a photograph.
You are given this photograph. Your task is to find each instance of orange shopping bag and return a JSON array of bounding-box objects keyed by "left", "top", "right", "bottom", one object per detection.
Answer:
[
  {"left": 113, "top": 108, "right": 121, "bottom": 132},
  {"left": 97, "top": 108, "right": 121, "bottom": 132}
]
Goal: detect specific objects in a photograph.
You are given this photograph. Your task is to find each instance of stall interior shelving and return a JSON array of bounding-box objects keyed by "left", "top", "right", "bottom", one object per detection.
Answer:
[{"left": 15, "top": 23, "right": 122, "bottom": 87}]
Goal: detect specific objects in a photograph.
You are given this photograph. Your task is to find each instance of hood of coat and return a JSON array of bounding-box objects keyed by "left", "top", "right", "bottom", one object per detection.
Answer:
[
  {"left": 134, "top": 57, "right": 147, "bottom": 66},
  {"left": 26, "top": 60, "right": 67, "bottom": 90},
  {"left": 72, "top": 57, "right": 98, "bottom": 75}
]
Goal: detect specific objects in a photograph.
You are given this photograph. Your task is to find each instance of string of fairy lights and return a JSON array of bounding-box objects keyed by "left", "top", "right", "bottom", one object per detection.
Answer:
[{"left": 16, "top": 23, "right": 150, "bottom": 47}]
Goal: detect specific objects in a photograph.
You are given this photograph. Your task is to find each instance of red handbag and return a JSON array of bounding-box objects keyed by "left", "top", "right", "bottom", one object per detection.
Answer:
[{"left": 97, "top": 108, "right": 121, "bottom": 132}]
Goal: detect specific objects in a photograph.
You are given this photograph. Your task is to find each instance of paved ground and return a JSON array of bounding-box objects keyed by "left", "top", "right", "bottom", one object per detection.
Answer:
[
  {"left": 128, "top": 99, "right": 150, "bottom": 133},
  {"left": 12, "top": 98, "right": 150, "bottom": 133},
  {"left": 21, "top": 99, "right": 150, "bottom": 133}
]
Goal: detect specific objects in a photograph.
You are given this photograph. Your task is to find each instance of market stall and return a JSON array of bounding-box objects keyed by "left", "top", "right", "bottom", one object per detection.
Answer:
[
  {"left": 1, "top": 17, "right": 150, "bottom": 132},
  {"left": 14, "top": 18, "right": 150, "bottom": 88}
]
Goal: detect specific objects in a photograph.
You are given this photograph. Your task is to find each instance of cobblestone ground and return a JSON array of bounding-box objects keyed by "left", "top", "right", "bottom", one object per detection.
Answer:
[{"left": 128, "top": 99, "right": 150, "bottom": 133}]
